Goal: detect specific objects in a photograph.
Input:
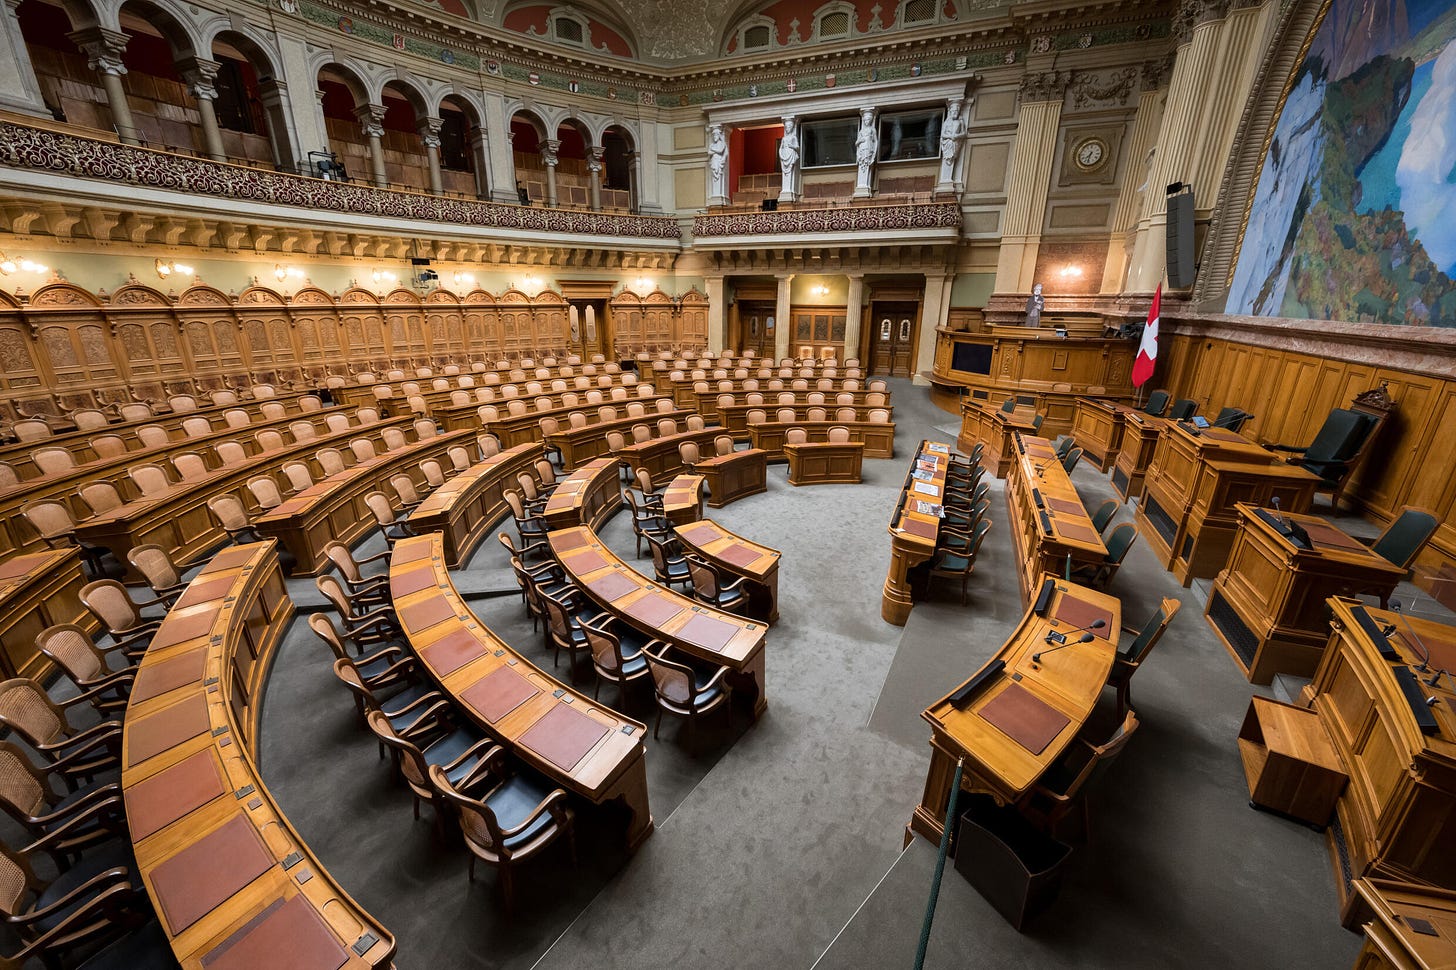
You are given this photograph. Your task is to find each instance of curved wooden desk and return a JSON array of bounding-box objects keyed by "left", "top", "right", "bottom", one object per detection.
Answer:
[
  {"left": 542, "top": 457, "right": 623, "bottom": 532},
  {"left": 1006, "top": 434, "right": 1107, "bottom": 601},
  {"left": 748, "top": 420, "right": 894, "bottom": 461},
  {"left": 616, "top": 428, "right": 719, "bottom": 483},
  {"left": 662, "top": 475, "right": 705, "bottom": 527},
  {"left": 255, "top": 428, "right": 472, "bottom": 575},
  {"left": 694, "top": 449, "right": 768, "bottom": 507},
  {"left": 123, "top": 539, "right": 396, "bottom": 969},
  {"left": 672, "top": 518, "right": 780, "bottom": 623},
  {"left": 548, "top": 526, "right": 768, "bottom": 719},
  {"left": 389, "top": 533, "right": 654, "bottom": 850},
  {"left": 0, "top": 547, "right": 98, "bottom": 679},
  {"left": 785, "top": 441, "right": 864, "bottom": 485},
  {"left": 407, "top": 442, "right": 543, "bottom": 567},
  {"left": 910, "top": 574, "right": 1118, "bottom": 845},
  {"left": 956, "top": 400, "right": 1038, "bottom": 479},
  {"left": 544, "top": 408, "right": 691, "bottom": 471},
  {"left": 883, "top": 440, "right": 952, "bottom": 625}
]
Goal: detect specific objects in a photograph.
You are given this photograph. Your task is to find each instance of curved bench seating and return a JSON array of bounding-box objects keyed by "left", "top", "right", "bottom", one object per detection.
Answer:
[{"left": 542, "top": 457, "right": 623, "bottom": 532}]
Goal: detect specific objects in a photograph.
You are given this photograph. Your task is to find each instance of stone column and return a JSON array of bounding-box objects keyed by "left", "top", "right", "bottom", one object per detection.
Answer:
[
  {"left": 625, "top": 151, "right": 641, "bottom": 212},
  {"left": 541, "top": 138, "right": 560, "bottom": 207},
  {"left": 0, "top": 0, "right": 50, "bottom": 117},
  {"left": 468, "top": 128, "right": 491, "bottom": 198},
  {"left": 777, "top": 114, "right": 800, "bottom": 204},
  {"left": 705, "top": 276, "right": 726, "bottom": 353},
  {"left": 177, "top": 57, "right": 226, "bottom": 162},
  {"left": 588, "top": 145, "right": 604, "bottom": 211},
  {"left": 912, "top": 273, "right": 952, "bottom": 386},
  {"left": 773, "top": 274, "right": 793, "bottom": 360},
  {"left": 992, "top": 72, "right": 1066, "bottom": 293},
  {"left": 418, "top": 116, "right": 444, "bottom": 195},
  {"left": 852, "top": 107, "right": 877, "bottom": 200},
  {"left": 843, "top": 273, "right": 865, "bottom": 358},
  {"left": 70, "top": 27, "right": 139, "bottom": 145},
  {"left": 354, "top": 104, "right": 388, "bottom": 188},
  {"left": 1102, "top": 67, "right": 1167, "bottom": 292},
  {"left": 256, "top": 79, "right": 291, "bottom": 169}
]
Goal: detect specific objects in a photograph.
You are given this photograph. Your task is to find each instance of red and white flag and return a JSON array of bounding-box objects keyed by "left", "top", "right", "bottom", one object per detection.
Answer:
[{"left": 1132, "top": 284, "right": 1161, "bottom": 388}]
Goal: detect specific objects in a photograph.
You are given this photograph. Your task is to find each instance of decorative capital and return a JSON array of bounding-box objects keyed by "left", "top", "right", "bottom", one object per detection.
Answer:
[
  {"left": 540, "top": 139, "right": 561, "bottom": 165},
  {"left": 1019, "top": 71, "right": 1068, "bottom": 104},
  {"left": 588, "top": 145, "right": 605, "bottom": 172},
  {"left": 354, "top": 104, "right": 386, "bottom": 139},
  {"left": 1172, "top": 0, "right": 1230, "bottom": 41},
  {"left": 418, "top": 116, "right": 443, "bottom": 149},
  {"left": 1140, "top": 54, "right": 1174, "bottom": 91},
  {"left": 176, "top": 57, "right": 221, "bottom": 101},
  {"left": 69, "top": 27, "right": 129, "bottom": 76}
]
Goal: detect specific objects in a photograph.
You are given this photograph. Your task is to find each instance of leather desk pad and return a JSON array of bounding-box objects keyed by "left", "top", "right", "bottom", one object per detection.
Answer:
[
  {"left": 399, "top": 596, "right": 457, "bottom": 631},
  {"left": 553, "top": 531, "right": 590, "bottom": 552},
  {"left": 200, "top": 895, "right": 347, "bottom": 970},
  {"left": 1045, "top": 497, "right": 1086, "bottom": 515},
  {"left": 1054, "top": 522, "right": 1102, "bottom": 544},
  {"left": 390, "top": 566, "right": 437, "bottom": 597},
  {"left": 125, "top": 748, "right": 225, "bottom": 840},
  {"left": 626, "top": 594, "right": 684, "bottom": 627},
  {"left": 394, "top": 542, "right": 433, "bottom": 564},
  {"left": 208, "top": 547, "right": 259, "bottom": 570},
  {"left": 1053, "top": 596, "right": 1114, "bottom": 639},
  {"left": 519, "top": 703, "right": 609, "bottom": 771},
  {"left": 130, "top": 648, "right": 207, "bottom": 704},
  {"left": 462, "top": 665, "right": 540, "bottom": 723},
  {"left": 174, "top": 576, "right": 237, "bottom": 610},
  {"left": 1300, "top": 520, "right": 1367, "bottom": 552},
  {"left": 977, "top": 683, "right": 1070, "bottom": 756},
  {"left": 678, "top": 523, "right": 720, "bottom": 544},
  {"left": 677, "top": 613, "right": 738, "bottom": 652},
  {"left": 588, "top": 571, "right": 640, "bottom": 602},
  {"left": 900, "top": 517, "right": 938, "bottom": 539},
  {"left": 0, "top": 555, "right": 46, "bottom": 581},
  {"left": 420, "top": 628, "right": 487, "bottom": 676},
  {"left": 717, "top": 544, "right": 763, "bottom": 569},
  {"left": 150, "top": 814, "right": 275, "bottom": 935},
  {"left": 126, "top": 693, "right": 211, "bottom": 767},
  {"left": 566, "top": 549, "right": 609, "bottom": 574},
  {"left": 150, "top": 609, "right": 218, "bottom": 650}
]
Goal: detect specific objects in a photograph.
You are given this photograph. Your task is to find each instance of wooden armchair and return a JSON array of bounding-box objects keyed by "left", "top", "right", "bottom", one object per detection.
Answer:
[
  {"left": 20, "top": 502, "right": 107, "bottom": 578},
  {"left": 503, "top": 490, "right": 547, "bottom": 545},
  {"left": 206, "top": 494, "right": 262, "bottom": 545},
  {"left": 428, "top": 753, "right": 576, "bottom": 911},
  {"left": 77, "top": 581, "right": 166, "bottom": 659},
  {"left": 34, "top": 625, "right": 136, "bottom": 716},
  {"left": 1107, "top": 597, "right": 1182, "bottom": 717},
  {"left": 643, "top": 533, "right": 693, "bottom": 591},
  {"left": 1019, "top": 710, "right": 1140, "bottom": 840},
  {"left": 331, "top": 658, "right": 449, "bottom": 751},
  {"left": 364, "top": 491, "right": 417, "bottom": 548},
  {"left": 583, "top": 618, "right": 654, "bottom": 705},
  {"left": 1069, "top": 523, "right": 1138, "bottom": 590},
  {"left": 0, "top": 839, "right": 146, "bottom": 969},
  {"left": 365, "top": 709, "right": 493, "bottom": 829},
  {"left": 1263, "top": 386, "right": 1394, "bottom": 508},
  {"left": 322, "top": 541, "right": 392, "bottom": 609},
  {"left": 315, "top": 574, "right": 399, "bottom": 644},
  {"left": 540, "top": 589, "right": 607, "bottom": 678},
  {"left": 0, "top": 679, "right": 123, "bottom": 788},
  {"left": 685, "top": 555, "right": 748, "bottom": 614},
  {"left": 0, "top": 740, "right": 126, "bottom": 870},
  {"left": 308, "top": 614, "right": 417, "bottom": 695},
  {"left": 622, "top": 490, "right": 669, "bottom": 558},
  {"left": 124, "top": 544, "right": 188, "bottom": 606},
  {"left": 644, "top": 644, "right": 731, "bottom": 749}
]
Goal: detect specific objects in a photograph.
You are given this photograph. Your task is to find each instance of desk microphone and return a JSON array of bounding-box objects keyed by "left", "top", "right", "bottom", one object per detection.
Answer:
[
  {"left": 1389, "top": 598, "right": 1434, "bottom": 673},
  {"left": 1043, "top": 617, "right": 1107, "bottom": 645},
  {"left": 1033, "top": 632, "right": 1097, "bottom": 665},
  {"left": 1270, "top": 495, "right": 1284, "bottom": 526}
]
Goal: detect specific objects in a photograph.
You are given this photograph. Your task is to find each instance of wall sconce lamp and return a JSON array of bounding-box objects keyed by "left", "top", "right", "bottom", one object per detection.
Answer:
[
  {"left": 452, "top": 271, "right": 475, "bottom": 287},
  {"left": 810, "top": 283, "right": 830, "bottom": 297},
  {"left": 274, "top": 264, "right": 304, "bottom": 283},
  {"left": 1057, "top": 265, "right": 1084, "bottom": 280},
  {"left": 155, "top": 258, "right": 193, "bottom": 279},
  {"left": 371, "top": 269, "right": 398, "bottom": 285},
  {"left": 0, "top": 253, "right": 47, "bottom": 276}
]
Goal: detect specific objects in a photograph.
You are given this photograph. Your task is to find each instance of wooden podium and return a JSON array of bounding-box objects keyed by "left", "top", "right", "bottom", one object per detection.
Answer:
[
  {"left": 1207, "top": 504, "right": 1406, "bottom": 683},
  {"left": 1314, "top": 599, "right": 1456, "bottom": 928},
  {"left": 1071, "top": 398, "right": 1133, "bottom": 473},
  {"left": 1136, "top": 422, "right": 1320, "bottom": 586},
  {"left": 957, "top": 400, "right": 1038, "bottom": 479},
  {"left": 1111, "top": 410, "right": 1163, "bottom": 501},
  {"left": 1351, "top": 878, "right": 1456, "bottom": 968}
]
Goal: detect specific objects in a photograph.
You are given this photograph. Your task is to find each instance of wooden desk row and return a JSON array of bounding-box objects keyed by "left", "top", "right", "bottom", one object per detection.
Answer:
[
  {"left": 911, "top": 575, "right": 1119, "bottom": 844},
  {"left": 883, "top": 440, "right": 956, "bottom": 625},
  {"left": 662, "top": 475, "right": 705, "bottom": 527},
  {"left": 618, "top": 428, "right": 721, "bottom": 484},
  {"left": 123, "top": 539, "right": 396, "bottom": 969},
  {"left": 1352, "top": 878, "right": 1456, "bottom": 968},
  {"left": 542, "top": 457, "right": 624, "bottom": 533},
  {"left": 0, "top": 404, "right": 364, "bottom": 559},
  {"left": 332, "top": 364, "right": 625, "bottom": 410},
  {"left": 0, "top": 547, "right": 99, "bottom": 679},
  {"left": 0, "top": 391, "right": 322, "bottom": 473},
  {"left": 715, "top": 402, "right": 892, "bottom": 442},
  {"left": 667, "top": 376, "right": 874, "bottom": 410},
  {"left": 1135, "top": 421, "right": 1318, "bottom": 586},
  {"left": 1111, "top": 409, "right": 1163, "bottom": 501},
  {"left": 448, "top": 394, "right": 675, "bottom": 450},
  {"left": 254, "top": 428, "right": 475, "bottom": 575},
  {"left": 376, "top": 377, "right": 649, "bottom": 427},
  {"left": 673, "top": 517, "right": 781, "bottom": 623},
  {"left": 409, "top": 442, "right": 545, "bottom": 567},
  {"left": 391, "top": 533, "right": 655, "bottom": 849},
  {"left": 74, "top": 416, "right": 415, "bottom": 580},
  {"left": 747, "top": 420, "right": 895, "bottom": 462},
  {"left": 1070, "top": 397, "right": 1136, "bottom": 473},
  {"left": 1004, "top": 434, "right": 1108, "bottom": 601},
  {"left": 691, "top": 448, "right": 768, "bottom": 507},
  {"left": 549, "top": 525, "right": 769, "bottom": 718},
  {"left": 957, "top": 400, "right": 1038, "bottom": 479}
]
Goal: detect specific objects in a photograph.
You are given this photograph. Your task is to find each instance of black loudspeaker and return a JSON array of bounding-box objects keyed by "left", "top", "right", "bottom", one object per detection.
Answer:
[
  {"left": 761, "top": 199, "right": 778, "bottom": 211},
  {"left": 1166, "top": 191, "right": 1196, "bottom": 289}
]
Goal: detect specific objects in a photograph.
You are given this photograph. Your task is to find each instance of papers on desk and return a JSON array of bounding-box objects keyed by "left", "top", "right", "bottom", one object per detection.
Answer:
[
  {"left": 925, "top": 443, "right": 950, "bottom": 455},
  {"left": 915, "top": 501, "right": 944, "bottom": 517},
  {"left": 912, "top": 481, "right": 939, "bottom": 496},
  {"left": 912, "top": 468, "right": 935, "bottom": 481}
]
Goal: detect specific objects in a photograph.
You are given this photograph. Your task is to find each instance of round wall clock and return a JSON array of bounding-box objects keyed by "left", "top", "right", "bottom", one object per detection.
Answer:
[{"left": 1073, "top": 137, "right": 1108, "bottom": 172}]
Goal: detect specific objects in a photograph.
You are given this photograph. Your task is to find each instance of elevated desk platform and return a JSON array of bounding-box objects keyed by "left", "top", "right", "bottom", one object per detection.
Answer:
[
  {"left": 390, "top": 533, "right": 654, "bottom": 849},
  {"left": 1111, "top": 410, "right": 1163, "bottom": 501},
  {"left": 1137, "top": 422, "right": 1320, "bottom": 586},
  {"left": 408, "top": 442, "right": 543, "bottom": 567},
  {"left": 1208, "top": 504, "right": 1406, "bottom": 683},
  {"left": 883, "top": 440, "right": 953, "bottom": 626},
  {"left": 673, "top": 518, "right": 781, "bottom": 623},
  {"left": 542, "top": 457, "right": 623, "bottom": 532},
  {"left": 255, "top": 429, "right": 471, "bottom": 575},
  {"left": 714, "top": 400, "right": 890, "bottom": 441},
  {"left": 662, "top": 475, "right": 705, "bottom": 527},
  {"left": 1071, "top": 398, "right": 1135, "bottom": 473},
  {"left": 785, "top": 441, "right": 865, "bottom": 485},
  {"left": 455, "top": 394, "right": 675, "bottom": 448},
  {"left": 123, "top": 540, "right": 396, "bottom": 969},
  {"left": 0, "top": 548, "right": 99, "bottom": 679},
  {"left": 695, "top": 448, "right": 768, "bottom": 508},
  {"left": 911, "top": 575, "right": 1119, "bottom": 845},
  {"left": 957, "top": 401, "right": 1038, "bottom": 479},
  {"left": 549, "top": 526, "right": 768, "bottom": 718},
  {"left": 1316, "top": 599, "right": 1456, "bottom": 928},
  {"left": 1006, "top": 434, "right": 1108, "bottom": 602}
]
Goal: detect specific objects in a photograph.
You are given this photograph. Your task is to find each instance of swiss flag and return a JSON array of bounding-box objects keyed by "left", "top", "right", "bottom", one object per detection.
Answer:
[{"left": 1131, "top": 284, "right": 1160, "bottom": 388}]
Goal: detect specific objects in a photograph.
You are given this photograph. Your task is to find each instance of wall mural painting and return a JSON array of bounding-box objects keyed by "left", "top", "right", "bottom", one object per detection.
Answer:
[{"left": 1229, "top": 0, "right": 1456, "bottom": 326}]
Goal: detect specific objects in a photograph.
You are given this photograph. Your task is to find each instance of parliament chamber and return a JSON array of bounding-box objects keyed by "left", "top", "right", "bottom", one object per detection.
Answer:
[{"left": 2, "top": 0, "right": 1456, "bottom": 966}]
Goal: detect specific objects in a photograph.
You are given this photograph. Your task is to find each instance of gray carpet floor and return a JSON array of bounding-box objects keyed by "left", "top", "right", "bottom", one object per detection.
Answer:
[{"left": 80, "top": 377, "right": 1406, "bottom": 969}]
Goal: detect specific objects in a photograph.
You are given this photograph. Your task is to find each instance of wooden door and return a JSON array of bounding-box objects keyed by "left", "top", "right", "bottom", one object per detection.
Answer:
[
  {"left": 868, "top": 301, "right": 918, "bottom": 377},
  {"left": 737, "top": 300, "right": 776, "bottom": 358}
]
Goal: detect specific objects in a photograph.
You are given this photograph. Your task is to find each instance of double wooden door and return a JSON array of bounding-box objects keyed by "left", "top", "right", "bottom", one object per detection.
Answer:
[
  {"left": 868, "top": 300, "right": 918, "bottom": 377},
  {"left": 737, "top": 300, "right": 777, "bottom": 358}
]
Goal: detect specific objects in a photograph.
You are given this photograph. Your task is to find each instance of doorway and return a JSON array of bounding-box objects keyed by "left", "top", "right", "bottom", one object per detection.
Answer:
[
  {"left": 737, "top": 300, "right": 777, "bottom": 358},
  {"left": 867, "top": 300, "right": 919, "bottom": 377}
]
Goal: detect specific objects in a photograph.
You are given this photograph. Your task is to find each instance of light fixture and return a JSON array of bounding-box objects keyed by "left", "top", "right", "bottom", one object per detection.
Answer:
[
  {"left": 1058, "top": 265, "right": 1084, "bottom": 280},
  {"left": 155, "top": 258, "right": 193, "bottom": 279},
  {"left": 633, "top": 276, "right": 653, "bottom": 292},
  {"left": 810, "top": 283, "right": 830, "bottom": 297},
  {"left": 371, "top": 269, "right": 397, "bottom": 285},
  {"left": 274, "top": 264, "right": 304, "bottom": 282},
  {"left": 0, "top": 253, "right": 48, "bottom": 276},
  {"left": 516, "top": 276, "right": 544, "bottom": 295},
  {"left": 452, "top": 271, "right": 475, "bottom": 287}
]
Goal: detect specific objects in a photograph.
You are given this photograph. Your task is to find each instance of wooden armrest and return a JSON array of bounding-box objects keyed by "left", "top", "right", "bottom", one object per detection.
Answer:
[
  {"left": 500, "top": 788, "right": 570, "bottom": 839},
  {"left": 43, "top": 721, "right": 123, "bottom": 755},
  {"left": 24, "top": 794, "right": 127, "bottom": 854},
  {"left": 8, "top": 868, "right": 132, "bottom": 927},
  {"left": 441, "top": 738, "right": 502, "bottom": 777},
  {"left": 698, "top": 665, "right": 731, "bottom": 694},
  {"left": 25, "top": 782, "right": 123, "bottom": 827}
]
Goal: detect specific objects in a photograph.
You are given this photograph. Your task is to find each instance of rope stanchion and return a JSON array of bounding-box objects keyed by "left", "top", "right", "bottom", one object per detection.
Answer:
[{"left": 913, "top": 758, "right": 964, "bottom": 970}]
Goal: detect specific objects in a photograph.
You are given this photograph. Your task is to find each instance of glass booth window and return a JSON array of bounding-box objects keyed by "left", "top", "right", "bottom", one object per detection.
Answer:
[
  {"left": 801, "top": 116, "right": 858, "bottom": 167},
  {"left": 878, "top": 108, "right": 944, "bottom": 162}
]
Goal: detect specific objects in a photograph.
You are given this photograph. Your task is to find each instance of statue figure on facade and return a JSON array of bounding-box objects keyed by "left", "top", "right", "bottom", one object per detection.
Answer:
[
  {"left": 937, "top": 99, "right": 969, "bottom": 189},
  {"left": 778, "top": 117, "right": 800, "bottom": 192},
  {"left": 707, "top": 123, "right": 728, "bottom": 202},
  {"left": 854, "top": 108, "right": 878, "bottom": 189},
  {"left": 1025, "top": 282, "right": 1045, "bottom": 328}
]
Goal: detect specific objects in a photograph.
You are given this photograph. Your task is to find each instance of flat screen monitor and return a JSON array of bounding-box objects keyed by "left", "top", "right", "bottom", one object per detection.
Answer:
[{"left": 950, "top": 342, "right": 993, "bottom": 375}]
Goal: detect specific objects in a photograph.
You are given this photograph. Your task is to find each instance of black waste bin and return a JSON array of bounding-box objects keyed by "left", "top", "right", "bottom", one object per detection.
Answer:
[{"left": 953, "top": 795, "right": 1071, "bottom": 931}]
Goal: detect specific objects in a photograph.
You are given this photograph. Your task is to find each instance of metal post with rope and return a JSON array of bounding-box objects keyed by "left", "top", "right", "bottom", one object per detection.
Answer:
[{"left": 913, "top": 758, "right": 964, "bottom": 970}]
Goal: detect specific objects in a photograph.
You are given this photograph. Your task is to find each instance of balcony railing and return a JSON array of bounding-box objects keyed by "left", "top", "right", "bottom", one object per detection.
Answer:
[
  {"left": 0, "top": 121, "right": 681, "bottom": 240},
  {"left": 692, "top": 199, "right": 962, "bottom": 238}
]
